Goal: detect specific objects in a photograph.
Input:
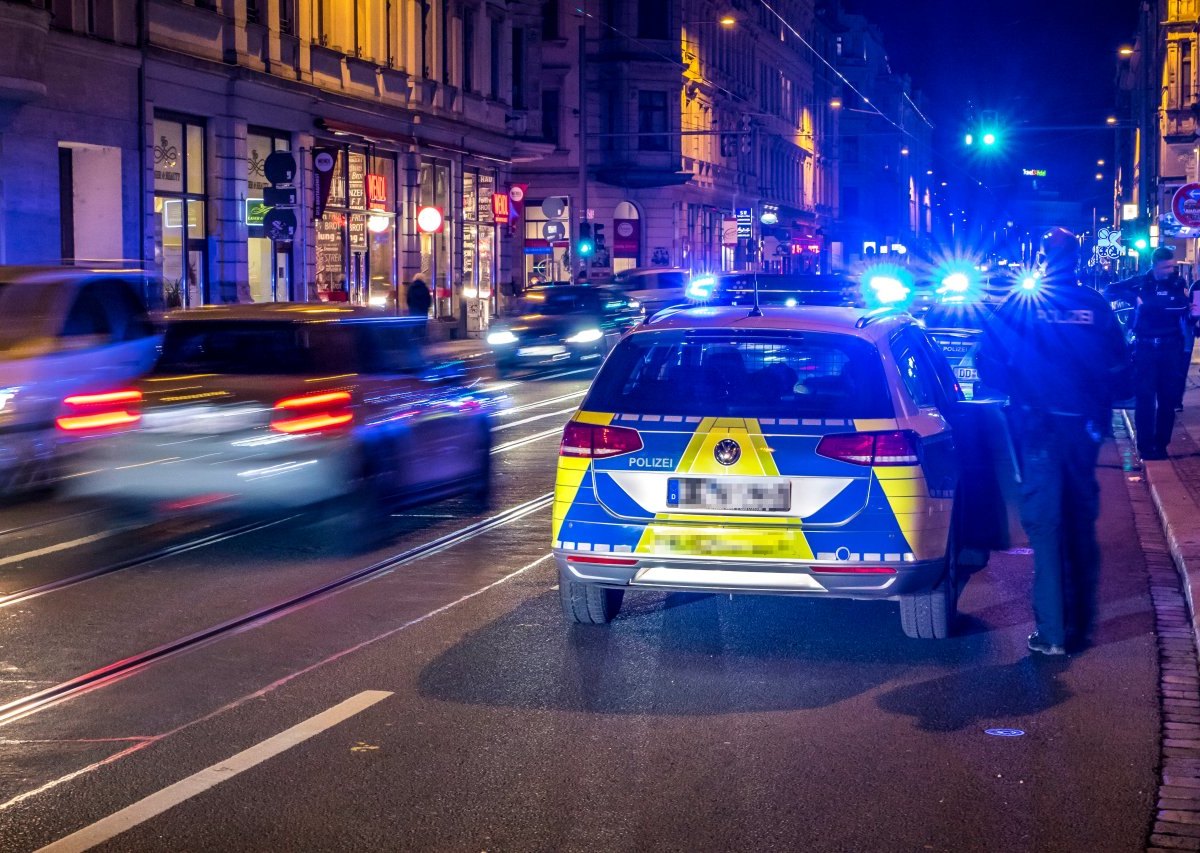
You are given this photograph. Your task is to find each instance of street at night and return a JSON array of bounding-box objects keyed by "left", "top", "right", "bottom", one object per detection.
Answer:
[{"left": 6, "top": 0, "right": 1200, "bottom": 849}]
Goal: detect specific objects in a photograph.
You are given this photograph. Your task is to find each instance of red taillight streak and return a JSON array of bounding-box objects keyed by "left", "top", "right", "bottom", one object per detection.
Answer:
[
  {"left": 56, "top": 411, "right": 141, "bottom": 432},
  {"left": 816, "top": 430, "right": 920, "bottom": 466},
  {"left": 63, "top": 389, "right": 143, "bottom": 406},
  {"left": 271, "top": 391, "right": 354, "bottom": 434},
  {"left": 275, "top": 390, "right": 352, "bottom": 410},
  {"left": 567, "top": 554, "right": 639, "bottom": 566},
  {"left": 57, "top": 388, "right": 143, "bottom": 433},
  {"left": 559, "top": 421, "right": 644, "bottom": 458},
  {"left": 810, "top": 565, "right": 897, "bottom": 575}
]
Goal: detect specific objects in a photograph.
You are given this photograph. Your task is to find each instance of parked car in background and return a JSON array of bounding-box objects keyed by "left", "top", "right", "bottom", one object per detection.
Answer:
[
  {"left": 0, "top": 266, "right": 159, "bottom": 495},
  {"left": 487, "top": 284, "right": 642, "bottom": 377},
  {"left": 63, "top": 305, "right": 496, "bottom": 542},
  {"left": 608, "top": 267, "right": 691, "bottom": 315}
]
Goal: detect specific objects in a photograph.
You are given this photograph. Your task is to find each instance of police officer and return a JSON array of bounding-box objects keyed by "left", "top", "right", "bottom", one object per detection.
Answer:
[
  {"left": 977, "top": 227, "right": 1129, "bottom": 656},
  {"left": 1119, "top": 248, "right": 1189, "bottom": 457}
]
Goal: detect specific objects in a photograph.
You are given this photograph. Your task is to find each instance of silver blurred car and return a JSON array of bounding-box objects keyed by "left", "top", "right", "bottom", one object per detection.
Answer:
[
  {"left": 0, "top": 267, "right": 159, "bottom": 493},
  {"left": 64, "top": 304, "right": 494, "bottom": 533}
]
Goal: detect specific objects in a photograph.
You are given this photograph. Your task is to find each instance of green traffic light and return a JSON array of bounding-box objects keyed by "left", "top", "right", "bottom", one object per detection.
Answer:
[
  {"left": 578, "top": 239, "right": 594, "bottom": 257},
  {"left": 1134, "top": 237, "right": 1148, "bottom": 250}
]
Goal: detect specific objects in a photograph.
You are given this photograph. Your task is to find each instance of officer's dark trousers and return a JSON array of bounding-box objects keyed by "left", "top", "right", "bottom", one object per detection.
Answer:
[
  {"left": 1134, "top": 337, "right": 1186, "bottom": 455},
  {"left": 1015, "top": 413, "right": 1102, "bottom": 648}
]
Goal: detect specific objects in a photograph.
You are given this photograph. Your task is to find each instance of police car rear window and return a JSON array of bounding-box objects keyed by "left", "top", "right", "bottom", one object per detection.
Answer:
[{"left": 585, "top": 331, "right": 894, "bottom": 419}]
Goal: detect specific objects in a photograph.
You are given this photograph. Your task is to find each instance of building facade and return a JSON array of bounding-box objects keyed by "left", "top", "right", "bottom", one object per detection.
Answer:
[
  {"left": 508, "top": 0, "right": 841, "bottom": 287},
  {"left": 0, "top": 0, "right": 546, "bottom": 335}
]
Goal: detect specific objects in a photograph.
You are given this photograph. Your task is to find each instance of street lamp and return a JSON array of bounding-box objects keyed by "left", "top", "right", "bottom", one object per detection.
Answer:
[
  {"left": 1106, "top": 116, "right": 1118, "bottom": 125},
  {"left": 900, "top": 146, "right": 909, "bottom": 156},
  {"left": 829, "top": 97, "right": 842, "bottom": 109},
  {"left": 718, "top": 15, "right": 736, "bottom": 27},
  {"left": 1119, "top": 45, "right": 1134, "bottom": 57}
]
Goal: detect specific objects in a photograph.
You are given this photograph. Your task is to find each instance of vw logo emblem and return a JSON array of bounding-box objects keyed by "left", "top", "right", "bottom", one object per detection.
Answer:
[{"left": 714, "top": 439, "right": 741, "bottom": 466}]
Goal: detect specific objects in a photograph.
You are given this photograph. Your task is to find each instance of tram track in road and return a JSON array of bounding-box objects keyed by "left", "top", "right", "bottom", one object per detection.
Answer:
[
  {"left": 0, "top": 491, "right": 553, "bottom": 728},
  {"left": 0, "top": 507, "right": 99, "bottom": 540}
]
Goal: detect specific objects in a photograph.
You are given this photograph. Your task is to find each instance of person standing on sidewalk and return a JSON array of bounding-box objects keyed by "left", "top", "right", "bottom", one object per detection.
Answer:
[
  {"left": 1126, "top": 247, "right": 1190, "bottom": 459},
  {"left": 977, "top": 227, "right": 1129, "bottom": 656}
]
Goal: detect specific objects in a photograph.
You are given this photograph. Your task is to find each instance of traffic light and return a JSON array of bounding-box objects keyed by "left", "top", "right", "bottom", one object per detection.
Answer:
[{"left": 577, "top": 222, "right": 594, "bottom": 257}]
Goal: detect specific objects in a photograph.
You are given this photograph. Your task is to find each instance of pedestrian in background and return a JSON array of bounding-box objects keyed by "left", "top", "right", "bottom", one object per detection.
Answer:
[
  {"left": 1127, "top": 247, "right": 1190, "bottom": 459},
  {"left": 977, "top": 227, "right": 1129, "bottom": 656},
  {"left": 406, "top": 277, "right": 432, "bottom": 318}
]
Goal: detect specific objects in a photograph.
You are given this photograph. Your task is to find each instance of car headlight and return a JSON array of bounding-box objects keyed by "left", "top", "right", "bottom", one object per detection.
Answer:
[
  {"left": 487, "top": 330, "right": 518, "bottom": 346},
  {"left": 368, "top": 295, "right": 389, "bottom": 307},
  {"left": 628, "top": 298, "right": 641, "bottom": 310},
  {"left": 566, "top": 328, "right": 603, "bottom": 344}
]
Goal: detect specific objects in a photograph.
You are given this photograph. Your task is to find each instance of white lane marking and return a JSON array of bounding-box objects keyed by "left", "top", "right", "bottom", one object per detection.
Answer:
[
  {"left": 36, "top": 690, "right": 393, "bottom": 853},
  {"left": 1, "top": 553, "right": 554, "bottom": 814},
  {"left": 491, "top": 427, "right": 562, "bottom": 454},
  {"left": 537, "top": 367, "right": 593, "bottom": 381},
  {"left": 0, "top": 531, "right": 120, "bottom": 569},
  {"left": 498, "top": 390, "right": 586, "bottom": 417},
  {"left": 491, "top": 406, "right": 578, "bottom": 432}
]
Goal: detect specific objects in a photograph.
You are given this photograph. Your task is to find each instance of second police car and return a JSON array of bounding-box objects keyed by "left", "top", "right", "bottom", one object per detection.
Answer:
[{"left": 552, "top": 302, "right": 1005, "bottom": 639}]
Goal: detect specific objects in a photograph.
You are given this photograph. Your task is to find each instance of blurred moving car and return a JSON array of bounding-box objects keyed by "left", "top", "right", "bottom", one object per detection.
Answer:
[
  {"left": 0, "top": 267, "right": 159, "bottom": 494},
  {"left": 487, "top": 284, "right": 642, "bottom": 376},
  {"left": 920, "top": 301, "right": 999, "bottom": 401},
  {"left": 63, "top": 305, "right": 494, "bottom": 535},
  {"left": 684, "top": 272, "right": 856, "bottom": 308},
  {"left": 552, "top": 304, "right": 1008, "bottom": 639},
  {"left": 608, "top": 267, "right": 690, "bottom": 315}
]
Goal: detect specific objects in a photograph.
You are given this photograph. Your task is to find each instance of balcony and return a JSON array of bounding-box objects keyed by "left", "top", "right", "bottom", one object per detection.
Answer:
[{"left": 0, "top": 1, "right": 50, "bottom": 103}]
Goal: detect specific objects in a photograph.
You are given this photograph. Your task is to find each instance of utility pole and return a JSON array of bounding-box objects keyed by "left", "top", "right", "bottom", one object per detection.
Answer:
[{"left": 578, "top": 21, "right": 589, "bottom": 283}]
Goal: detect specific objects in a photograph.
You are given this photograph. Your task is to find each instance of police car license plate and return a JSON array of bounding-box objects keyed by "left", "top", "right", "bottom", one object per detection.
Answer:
[
  {"left": 518, "top": 345, "right": 567, "bottom": 356},
  {"left": 667, "top": 478, "right": 791, "bottom": 512},
  {"left": 955, "top": 366, "right": 979, "bottom": 381}
]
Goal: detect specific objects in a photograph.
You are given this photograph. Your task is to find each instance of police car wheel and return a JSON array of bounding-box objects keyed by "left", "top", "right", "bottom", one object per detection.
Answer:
[
  {"left": 559, "top": 574, "right": 624, "bottom": 625},
  {"left": 899, "top": 559, "right": 958, "bottom": 640}
]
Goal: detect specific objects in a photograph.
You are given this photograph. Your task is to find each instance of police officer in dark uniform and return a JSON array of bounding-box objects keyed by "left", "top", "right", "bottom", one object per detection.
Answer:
[
  {"left": 1127, "top": 247, "right": 1190, "bottom": 459},
  {"left": 977, "top": 228, "right": 1129, "bottom": 656}
]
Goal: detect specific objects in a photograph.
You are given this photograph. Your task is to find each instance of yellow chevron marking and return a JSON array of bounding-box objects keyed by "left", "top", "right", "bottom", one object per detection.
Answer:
[
  {"left": 852, "top": 418, "right": 901, "bottom": 433},
  {"left": 552, "top": 455, "right": 591, "bottom": 541},
  {"left": 574, "top": 411, "right": 614, "bottom": 426},
  {"left": 874, "top": 468, "right": 951, "bottom": 561}
]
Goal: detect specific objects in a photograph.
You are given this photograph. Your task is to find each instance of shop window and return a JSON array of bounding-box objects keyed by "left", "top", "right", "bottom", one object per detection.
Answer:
[
  {"left": 638, "top": 91, "right": 669, "bottom": 151},
  {"left": 153, "top": 114, "right": 207, "bottom": 308},
  {"left": 246, "top": 129, "right": 291, "bottom": 303}
]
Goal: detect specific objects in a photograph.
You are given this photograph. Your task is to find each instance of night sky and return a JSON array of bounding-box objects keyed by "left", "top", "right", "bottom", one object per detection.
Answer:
[{"left": 846, "top": 0, "right": 1140, "bottom": 201}]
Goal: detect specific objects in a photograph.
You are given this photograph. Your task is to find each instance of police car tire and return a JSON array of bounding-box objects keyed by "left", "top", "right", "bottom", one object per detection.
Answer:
[
  {"left": 899, "top": 567, "right": 957, "bottom": 640},
  {"left": 560, "top": 578, "right": 624, "bottom": 624}
]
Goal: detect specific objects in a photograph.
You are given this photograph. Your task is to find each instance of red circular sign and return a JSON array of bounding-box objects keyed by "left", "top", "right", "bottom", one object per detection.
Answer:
[
  {"left": 1173, "top": 183, "right": 1200, "bottom": 228},
  {"left": 416, "top": 206, "right": 444, "bottom": 234}
]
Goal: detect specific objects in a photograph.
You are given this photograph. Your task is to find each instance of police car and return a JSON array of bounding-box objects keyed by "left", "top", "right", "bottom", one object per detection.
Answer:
[
  {"left": 553, "top": 304, "right": 1004, "bottom": 639},
  {"left": 920, "top": 301, "right": 996, "bottom": 400}
]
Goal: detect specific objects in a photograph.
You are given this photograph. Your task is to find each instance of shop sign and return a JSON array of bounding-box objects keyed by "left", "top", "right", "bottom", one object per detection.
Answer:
[
  {"left": 348, "top": 153, "right": 366, "bottom": 209},
  {"left": 313, "top": 148, "right": 338, "bottom": 220},
  {"left": 417, "top": 205, "right": 444, "bottom": 233},
  {"left": 760, "top": 204, "right": 779, "bottom": 226},
  {"left": 367, "top": 174, "right": 388, "bottom": 211},
  {"left": 613, "top": 218, "right": 640, "bottom": 257},
  {"left": 722, "top": 216, "right": 738, "bottom": 247},
  {"left": 736, "top": 207, "right": 754, "bottom": 239},
  {"left": 478, "top": 173, "right": 495, "bottom": 223},
  {"left": 492, "top": 192, "right": 512, "bottom": 223},
  {"left": 245, "top": 198, "right": 270, "bottom": 227},
  {"left": 349, "top": 214, "right": 367, "bottom": 250},
  {"left": 509, "top": 184, "right": 527, "bottom": 218},
  {"left": 1022, "top": 168, "right": 1048, "bottom": 177}
]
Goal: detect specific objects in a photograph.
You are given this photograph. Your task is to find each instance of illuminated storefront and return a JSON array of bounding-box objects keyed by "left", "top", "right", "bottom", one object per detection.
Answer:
[
  {"left": 314, "top": 144, "right": 397, "bottom": 306},
  {"left": 462, "top": 168, "right": 497, "bottom": 331},
  {"left": 152, "top": 113, "right": 207, "bottom": 308},
  {"left": 419, "top": 159, "right": 453, "bottom": 318},
  {"left": 245, "top": 128, "right": 291, "bottom": 302}
]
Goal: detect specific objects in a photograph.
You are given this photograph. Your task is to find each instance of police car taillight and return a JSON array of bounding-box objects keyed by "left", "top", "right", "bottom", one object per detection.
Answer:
[
  {"left": 816, "top": 430, "right": 920, "bottom": 466},
  {"left": 560, "top": 421, "right": 644, "bottom": 458}
]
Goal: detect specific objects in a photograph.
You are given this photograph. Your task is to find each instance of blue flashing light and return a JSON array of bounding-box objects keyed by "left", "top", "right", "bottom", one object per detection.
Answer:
[
  {"left": 940, "top": 272, "right": 972, "bottom": 293},
  {"left": 1021, "top": 275, "right": 1038, "bottom": 291},
  {"left": 686, "top": 275, "right": 716, "bottom": 301},
  {"left": 867, "top": 275, "right": 911, "bottom": 305}
]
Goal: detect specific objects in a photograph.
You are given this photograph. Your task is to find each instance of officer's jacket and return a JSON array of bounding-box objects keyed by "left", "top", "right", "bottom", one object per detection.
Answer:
[
  {"left": 1131, "top": 272, "right": 1189, "bottom": 339},
  {"left": 976, "top": 279, "right": 1129, "bottom": 419}
]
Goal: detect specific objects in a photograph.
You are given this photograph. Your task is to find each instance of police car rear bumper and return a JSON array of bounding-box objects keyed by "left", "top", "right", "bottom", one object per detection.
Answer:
[{"left": 554, "top": 550, "right": 946, "bottom": 599}]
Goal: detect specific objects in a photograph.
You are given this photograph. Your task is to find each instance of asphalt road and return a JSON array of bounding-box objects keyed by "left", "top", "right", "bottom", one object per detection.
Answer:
[{"left": 0, "top": 377, "right": 1162, "bottom": 852}]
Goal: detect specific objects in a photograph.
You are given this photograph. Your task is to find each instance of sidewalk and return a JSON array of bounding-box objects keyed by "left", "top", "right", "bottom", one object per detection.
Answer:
[{"left": 1138, "top": 363, "right": 1200, "bottom": 646}]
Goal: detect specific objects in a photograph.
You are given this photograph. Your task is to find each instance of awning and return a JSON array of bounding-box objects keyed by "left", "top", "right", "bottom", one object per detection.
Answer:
[{"left": 315, "top": 118, "right": 512, "bottom": 165}]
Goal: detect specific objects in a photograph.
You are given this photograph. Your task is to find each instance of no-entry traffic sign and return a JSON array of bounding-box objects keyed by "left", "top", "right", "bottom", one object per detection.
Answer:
[{"left": 1173, "top": 183, "right": 1200, "bottom": 228}]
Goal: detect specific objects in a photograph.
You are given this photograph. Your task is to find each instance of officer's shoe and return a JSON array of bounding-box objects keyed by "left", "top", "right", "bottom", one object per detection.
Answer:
[{"left": 1027, "top": 632, "right": 1067, "bottom": 656}]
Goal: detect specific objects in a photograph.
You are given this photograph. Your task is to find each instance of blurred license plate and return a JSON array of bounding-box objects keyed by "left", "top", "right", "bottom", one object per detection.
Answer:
[
  {"left": 955, "top": 367, "right": 979, "bottom": 381},
  {"left": 667, "top": 478, "right": 791, "bottom": 512},
  {"left": 518, "top": 345, "right": 566, "bottom": 356}
]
